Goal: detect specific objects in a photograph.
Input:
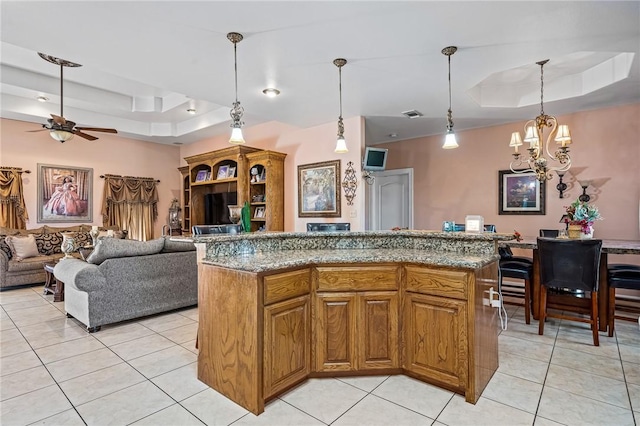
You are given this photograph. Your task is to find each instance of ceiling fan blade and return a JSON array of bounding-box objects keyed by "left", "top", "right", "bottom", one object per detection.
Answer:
[
  {"left": 72, "top": 130, "right": 98, "bottom": 141},
  {"left": 26, "top": 128, "right": 49, "bottom": 132},
  {"left": 75, "top": 127, "right": 118, "bottom": 133},
  {"left": 51, "top": 114, "right": 66, "bottom": 125}
]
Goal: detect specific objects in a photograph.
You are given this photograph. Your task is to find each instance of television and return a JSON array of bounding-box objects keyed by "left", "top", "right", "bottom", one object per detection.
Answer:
[{"left": 362, "top": 147, "right": 388, "bottom": 171}]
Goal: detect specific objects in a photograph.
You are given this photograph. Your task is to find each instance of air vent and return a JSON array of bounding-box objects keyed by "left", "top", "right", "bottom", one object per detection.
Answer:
[{"left": 401, "top": 110, "right": 423, "bottom": 119}]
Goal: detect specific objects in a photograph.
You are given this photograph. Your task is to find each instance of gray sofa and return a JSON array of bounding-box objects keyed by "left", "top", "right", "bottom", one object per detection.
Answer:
[{"left": 53, "top": 236, "right": 197, "bottom": 332}]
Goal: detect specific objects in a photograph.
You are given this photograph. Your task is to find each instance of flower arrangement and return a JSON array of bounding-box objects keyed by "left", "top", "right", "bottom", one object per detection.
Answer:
[{"left": 564, "top": 198, "right": 602, "bottom": 234}]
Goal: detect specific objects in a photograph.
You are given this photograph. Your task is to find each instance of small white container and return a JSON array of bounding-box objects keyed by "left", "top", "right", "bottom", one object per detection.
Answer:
[{"left": 465, "top": 215, "right": 484, "bottom": 233}]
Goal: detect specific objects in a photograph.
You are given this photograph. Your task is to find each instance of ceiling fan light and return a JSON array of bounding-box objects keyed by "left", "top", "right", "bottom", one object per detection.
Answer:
[
  {"left": 49, "top": 129, "right": 74, "bottom": 142},
  {"left": 334, "top": 136, "right": 348, "bottom": 153},
  {"left": 442, "top": 129, "right": 459, "bottom": 149},
  {"left": 229, "top": 125, "right": 245, "bottom": 145}
]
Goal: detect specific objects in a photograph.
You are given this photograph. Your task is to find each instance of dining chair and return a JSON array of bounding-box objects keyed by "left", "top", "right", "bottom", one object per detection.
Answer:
[
  {"left": 607, "top": 267, "right": 640, "bottom": 336},
  {"left": 537, "top": 237, "right": 603, "bottom": 346},
  {"left": 539, "top": 229, "right": 559, "bottom": 237}
]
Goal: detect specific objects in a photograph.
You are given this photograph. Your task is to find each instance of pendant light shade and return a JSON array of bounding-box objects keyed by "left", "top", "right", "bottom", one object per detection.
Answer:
[
  {"left": 228, "top": 32, "right": 245, "bottom": 145},
  {"left": 442, "top": 46, "right": 459, "bottom": 149},
  {"left": 333, "top": 58, "right": 348, "bottom": 153}
]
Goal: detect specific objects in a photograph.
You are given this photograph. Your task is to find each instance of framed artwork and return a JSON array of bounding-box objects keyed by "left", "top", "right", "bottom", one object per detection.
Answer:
[
  {"left": 38, "top": 163, "right": 93, "bottom": 223},
  {"left": 195, "top": 170, "right": 207, "bottom": 182},
  {"left": 498, "top": 169, "right": 546, "bottom": 215},
  {"left": 227, "top": 166, "right": 236, "bottom": 178},
  {"left": 206, "top": 171, "right": 212, "bottom": 181},
  {"left": 217, "top": 165, "right": 229, "bottom": 180},
  {"left": 298, "top": 160, "right": 341, "bottom": 217},
  {"left": 254, "top": 206, "right": 266, "bottom": 218}
]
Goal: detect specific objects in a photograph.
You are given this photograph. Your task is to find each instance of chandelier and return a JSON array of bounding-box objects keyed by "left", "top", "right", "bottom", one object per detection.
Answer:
[
  {"left": 228, "top": 32, "right": 245, "bottom": 144},
  {"left": 333, "top": 58, "right": 348, "bottom": 153},
  {"left": 508, "top": 60, "right": 572, "bottom": 181}
]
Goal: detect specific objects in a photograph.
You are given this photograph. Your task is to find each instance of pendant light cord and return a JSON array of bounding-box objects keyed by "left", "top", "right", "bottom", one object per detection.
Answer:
[
  {"left": 60, "top": 63, "right": 64, "bottom": 117},
  {"left": 234, "top": 41, "right": 239, "bottom": 104},
  {"left": 539, "top": 61, "right": 544, "bottom": 116},
  {"left": 448, "top": 53, "right": 452, "bottom": 116},
  {"left": 338, "top": 65, "right": 343, "bottom": 119}
]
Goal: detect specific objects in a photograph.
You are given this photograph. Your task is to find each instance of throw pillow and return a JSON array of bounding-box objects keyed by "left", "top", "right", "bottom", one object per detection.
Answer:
[
  {"left": 0, "top": 236, "right": 13, "bottom": 260},
  {"left": 34, "top": 233, "right": 64, "bottom": 256},
  {"left": 86, "top": 237, "right": 165, "bottom": 265},
  {"left": 161, "top": 236, "right": 196, "bottom": 253},
  {"left": 5, "top": 235, "right": 40, "bottom": 261}
]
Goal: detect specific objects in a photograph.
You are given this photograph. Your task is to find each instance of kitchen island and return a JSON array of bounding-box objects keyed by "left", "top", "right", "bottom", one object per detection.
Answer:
[{"left": 195, "top": 230, "right": 513, "bottom": 415}]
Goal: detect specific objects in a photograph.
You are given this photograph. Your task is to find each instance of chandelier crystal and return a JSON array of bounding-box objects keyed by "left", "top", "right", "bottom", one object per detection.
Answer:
[
  {"left": 508, "top": 60, "right": 572, "bottom": 181},
  {"left": 442, "top": 46, "right": 458, "bottom": 149},
  {"left": 333, "top": 58, "right": 348, "bottom": 153},
  {"left": 228, "top": 32, "right": 245, "bottom": 145}
]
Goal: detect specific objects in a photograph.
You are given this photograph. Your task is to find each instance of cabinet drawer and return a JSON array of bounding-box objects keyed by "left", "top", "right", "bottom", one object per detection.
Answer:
[
  {"left": 316, "top": 266, "right": 399, "bottom": 292},
  {"left": 405, "top": 266, "right": 469, "bottom": 300},
  {"left": 264, "top": 269, "right": 310, "bottom": 305}
]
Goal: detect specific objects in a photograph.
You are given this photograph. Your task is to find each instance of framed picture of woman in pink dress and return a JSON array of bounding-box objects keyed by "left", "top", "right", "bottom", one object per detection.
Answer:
[{"left": 38, "top": 164, "right": 93, "bottom": 222}]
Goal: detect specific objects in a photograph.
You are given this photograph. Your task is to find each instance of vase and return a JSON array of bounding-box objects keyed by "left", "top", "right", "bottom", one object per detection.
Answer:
[
  {"left": 567, "top": 224, "right": 582, "bottom": 239},
  {"left": 580, "top": 227, "right": 594, "bottom": 239},
  {"left": 89, "top": 227, "right": 99, "bottom": 246},
  {"left": 61, "top": 233, "right": 77, "bottom": 259}
]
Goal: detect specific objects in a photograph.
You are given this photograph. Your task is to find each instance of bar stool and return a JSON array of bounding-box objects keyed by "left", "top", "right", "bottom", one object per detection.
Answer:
[{"left": 607, "top": 267, "right": 640, "bottom": 336}]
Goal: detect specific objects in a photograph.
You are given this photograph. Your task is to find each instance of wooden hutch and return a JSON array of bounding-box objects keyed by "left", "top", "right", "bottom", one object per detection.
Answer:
[{"left": 179, "top": 146, "right": 286, "bottom": 234}]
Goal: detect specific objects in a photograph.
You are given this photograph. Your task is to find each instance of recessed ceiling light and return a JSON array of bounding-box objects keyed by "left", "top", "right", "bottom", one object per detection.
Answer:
[
  {"left": 401, "top": 110, "right": 423, "bottom": 119},
  {"left": 187, "top": 108, "right": 196, "bottom": 114},
  {"left": 388, "top": 133, "right": 398, "bottom": 138},
  {"left": 36, "top": 96, "right": 49, "bottom": 102},
  {"left": 262, "top": 88, "right": 281, "bottom": 98}
]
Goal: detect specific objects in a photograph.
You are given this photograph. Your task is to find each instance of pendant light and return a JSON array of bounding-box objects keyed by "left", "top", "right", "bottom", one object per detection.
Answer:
[
  {"left": 442, "top": 46, "right": 459, "bottom": 149},
  {"left": 333, "top": 58, "right": 348, "bottom": 153},
  {"left": 228, "top": 32, "right": 245, "bottom": 144}
]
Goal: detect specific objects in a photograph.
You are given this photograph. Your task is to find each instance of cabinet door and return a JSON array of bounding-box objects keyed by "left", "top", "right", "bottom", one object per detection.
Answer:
[
  {"left": 358, "top": 291, "right": 399, "bottom": 370},
  {"left": 314, "top": 293, "right": 357, "bottom": 372},
  {"left": 264, "top": 295, "right": 311, "bottom": 398},
  {"left": 404, "top": 292, "right": 468, "bottom": 392}
]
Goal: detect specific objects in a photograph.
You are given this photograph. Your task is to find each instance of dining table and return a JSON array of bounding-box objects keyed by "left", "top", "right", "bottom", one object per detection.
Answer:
[{"left": 504, "top": 237, "right": 640, "bottom": 332}]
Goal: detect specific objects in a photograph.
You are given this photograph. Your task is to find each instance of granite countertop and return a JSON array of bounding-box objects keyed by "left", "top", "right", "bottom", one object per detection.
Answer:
[{"left": 201, "top": 248, "right": 499, "bottom": 273}]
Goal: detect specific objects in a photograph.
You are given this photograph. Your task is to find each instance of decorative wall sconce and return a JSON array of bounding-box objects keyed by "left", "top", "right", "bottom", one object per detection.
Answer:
[
  {"left": 362, "top": 170, "right": 375, "bottom": 185},
  {"left": 342, "top": 161, "right": 357, "bottom": 205},
  {"left": 578, "top": 180, "right": 591, "bottom": 203},
  {"left": 556, "top": 171, "right": 568, "bottom": 198}
]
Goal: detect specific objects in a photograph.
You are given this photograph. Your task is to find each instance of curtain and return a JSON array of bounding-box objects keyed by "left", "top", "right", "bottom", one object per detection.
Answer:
[
  {"left": 0, "top": 167, "right": 29, "bottom": 229},
  {"left": 101, "top": 174, "right": 158, "bottom": 241}
]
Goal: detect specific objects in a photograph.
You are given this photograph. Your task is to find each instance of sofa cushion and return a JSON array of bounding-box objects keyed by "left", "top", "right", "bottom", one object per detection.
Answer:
[
  {"left": 86, "top": 237, "right": 165, "bottom": 265},
  {"left": 0, "top": 226, "right": 45, "bottom": 236},
  {"left": 161, "top": 236, "right": 196, "bottom": 253},
  {"left": 5, "top": 235, "right": 40, "bottom": 261},
  {"left": 7, "top": 255, "right": 61, "bottom": 272}
]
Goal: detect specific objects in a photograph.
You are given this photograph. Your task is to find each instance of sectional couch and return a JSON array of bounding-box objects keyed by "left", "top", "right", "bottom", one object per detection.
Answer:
[{"left": 53, "top": 236, "right": 197, "bottom": 332}]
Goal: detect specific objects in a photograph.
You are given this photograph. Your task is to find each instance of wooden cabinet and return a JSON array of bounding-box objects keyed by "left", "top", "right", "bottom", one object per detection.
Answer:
[
  {"left": 404, "top": 292, "right": 467, "bottom": 392},
  {"left": 180, "top": 146, "right": 286, "bottom": 232},
  {"left": 245, "top": 150, "right": 286, "bottom": 232},
  {"left": 314, "top": 265, "right": 400, "bottom": 372},
  {"left": 262, "top": 269, "right": 311, "bottom": 399}
]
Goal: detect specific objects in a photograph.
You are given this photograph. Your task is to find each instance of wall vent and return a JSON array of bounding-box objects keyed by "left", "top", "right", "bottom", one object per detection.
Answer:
[{"left": 401, "top": 110, "right": 423, "bottom": 118}]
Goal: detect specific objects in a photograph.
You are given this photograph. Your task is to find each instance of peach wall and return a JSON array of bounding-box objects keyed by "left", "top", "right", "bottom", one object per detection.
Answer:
[
  {"left": 1, "top": 118, "right": 182, "bottom": 238},
  {"left": 379, "top": 103, "right": 640, "bottom": 263},
  {"left": 180, "top": 117, "right": 366, "bottom": 232}
]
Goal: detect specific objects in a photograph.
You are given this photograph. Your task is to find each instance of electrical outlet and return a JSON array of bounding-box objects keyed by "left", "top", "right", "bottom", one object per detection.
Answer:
[{"left": 349, "top": 210, "right": 357, "bottom": 218}]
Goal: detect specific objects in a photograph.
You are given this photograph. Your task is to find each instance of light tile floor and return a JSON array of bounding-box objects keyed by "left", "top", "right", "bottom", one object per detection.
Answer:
[{"left": 1, "top": 285, "right": 638, "bottom": 426}]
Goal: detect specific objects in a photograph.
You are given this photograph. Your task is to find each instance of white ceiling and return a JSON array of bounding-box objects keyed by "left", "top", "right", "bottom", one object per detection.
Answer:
[{"left": 1, "top": 1, "right": 639, "bottom": 146}]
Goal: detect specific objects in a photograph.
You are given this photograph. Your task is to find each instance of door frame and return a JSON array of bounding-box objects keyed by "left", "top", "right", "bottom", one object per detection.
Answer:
[{"left": 365, "top": 168, "right": 414, "bottom": 230}]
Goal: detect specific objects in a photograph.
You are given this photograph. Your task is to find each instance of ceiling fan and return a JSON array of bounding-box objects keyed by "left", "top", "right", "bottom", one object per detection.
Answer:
[{"left": 28, "top": 53, "right": 117, "bottom": 142}]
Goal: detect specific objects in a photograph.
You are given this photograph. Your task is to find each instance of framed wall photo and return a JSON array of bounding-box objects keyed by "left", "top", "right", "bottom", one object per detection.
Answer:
[
  {"left": 38, "top": 163, "right": 93, "bottom": 223},
  {"left": 217, "top": 165, "right": 229, "bottom": 180},
  {"left": 498, "top": 169, "right": 546, "bottom": 215},
  {"left": 298, "top": 160, "right": 341, "bottom": 218}
]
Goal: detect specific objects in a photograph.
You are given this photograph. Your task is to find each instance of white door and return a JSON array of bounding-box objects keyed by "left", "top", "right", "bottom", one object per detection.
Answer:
[{"left": 366, "top": 168, "right": 413, "bottom": 230}]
